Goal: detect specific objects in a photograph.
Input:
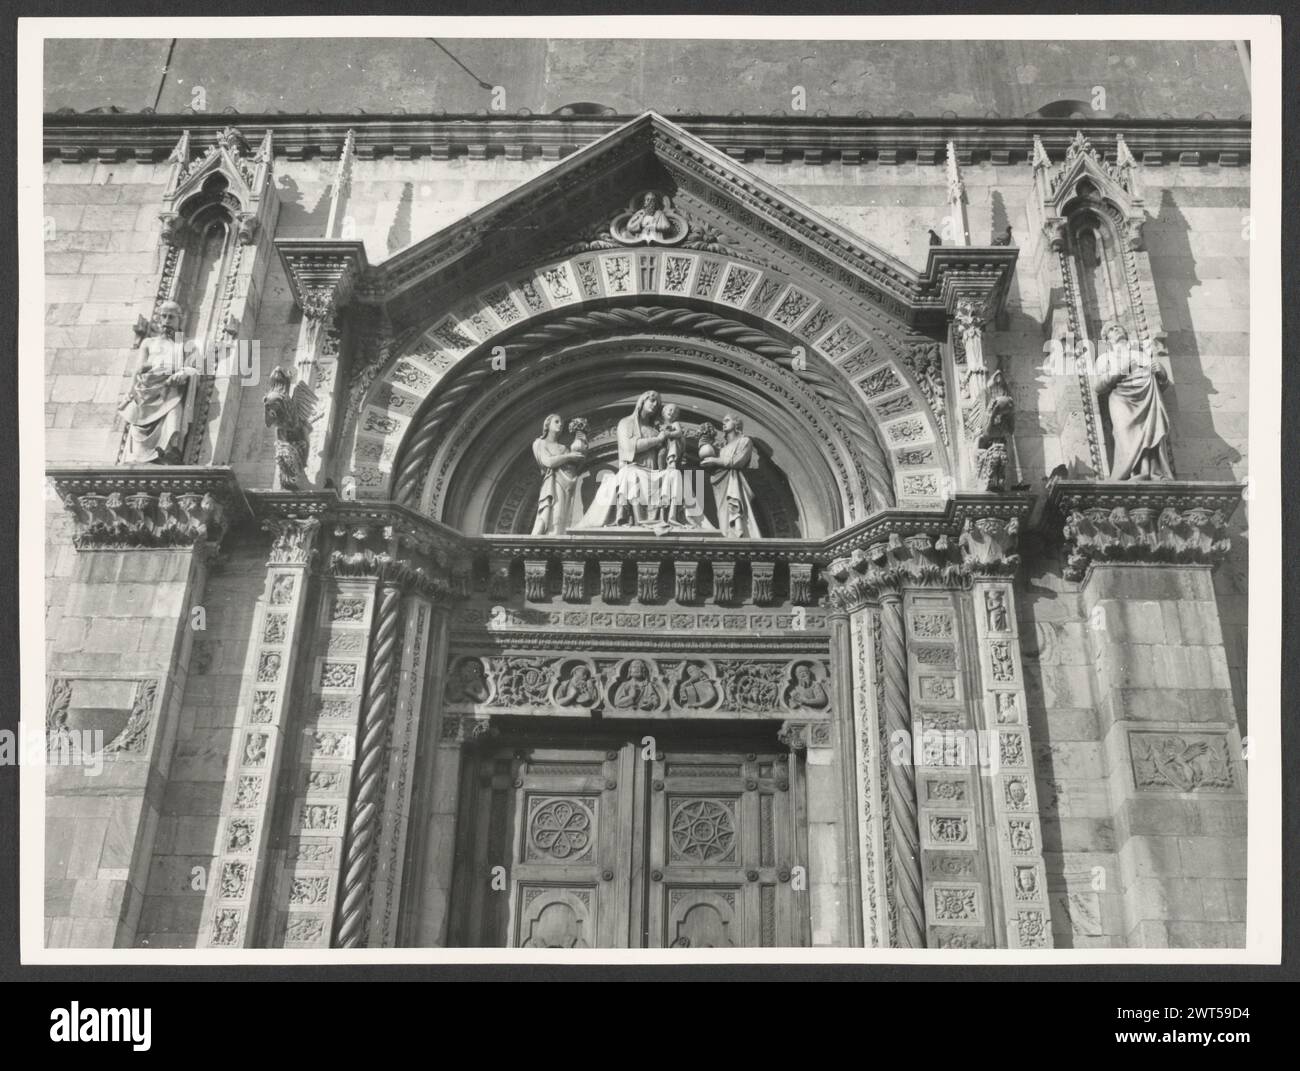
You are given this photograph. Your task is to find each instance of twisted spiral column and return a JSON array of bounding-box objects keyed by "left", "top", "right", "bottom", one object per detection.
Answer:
[
  {"left": 334, "top": 578, "right": 403, "bottom": 947},
  {"left": 879, "top": 593, "right": 926, "bottom": 947}
]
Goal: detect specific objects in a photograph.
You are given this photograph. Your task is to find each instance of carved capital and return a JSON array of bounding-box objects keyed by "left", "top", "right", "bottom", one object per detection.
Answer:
[
  {"left": 50, "top": 467, "right": 244, "bottom": 550},
  {"left": 1047, "top": 479, "right": 1243, "bottom": 582},
  {"left": 953, "top": 296, "right": 988, "bottom": 340},
  {"left": 157, "top": 210, "right": 188, "bottom": 247},
  {"left": 778, "top": 720, "right": 808, "bottom": 751},
  {"left": 958, "top": 516, "right": 1021, "bottom": 577},
  {"left": 310, "top": 515, "right": 458, "bottom": 602},
  {"left": 825, "top": 532, "right": 965, "bottom": 611},
  {"left": 263, "top": 516, "right": 320, "bottom": 565},
  {"left": 300, "top": 290, "right": 338, "bottom": 324},
  {"left": 374, "top": 557, "right": 454, "bottom": 601}
]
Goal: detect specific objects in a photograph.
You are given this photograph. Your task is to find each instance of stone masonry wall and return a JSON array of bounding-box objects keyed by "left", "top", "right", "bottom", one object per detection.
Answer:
[{"left": 43, "top": 135, "right": 1250, "bottom": 948}]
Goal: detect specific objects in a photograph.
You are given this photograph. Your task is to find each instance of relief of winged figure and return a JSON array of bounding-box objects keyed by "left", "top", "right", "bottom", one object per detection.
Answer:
[{"left": 1137, "top": 736, "right": 1212, "bottom": 792}]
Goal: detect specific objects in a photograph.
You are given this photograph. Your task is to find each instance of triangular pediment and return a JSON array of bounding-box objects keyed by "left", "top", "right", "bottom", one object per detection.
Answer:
[
  {"left": 1034, "top": 131, "right": 1144, "bottom": 221},
  {"left": 166, "top": 127, "right": 273, "bottom": 211},
  {"left": 360, "top": 112, "right": 1016, "bottom": 333}
]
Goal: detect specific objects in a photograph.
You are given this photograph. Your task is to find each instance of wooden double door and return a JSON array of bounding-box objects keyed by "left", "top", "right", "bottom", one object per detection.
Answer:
[{"left": 449, "top": 728, "right": 807, "bottom": 948}]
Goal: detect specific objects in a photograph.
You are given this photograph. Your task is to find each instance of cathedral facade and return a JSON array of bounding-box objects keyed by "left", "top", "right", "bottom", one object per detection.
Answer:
[{"left": 40, "top": 39, "right": 1251, "bottom": 950}]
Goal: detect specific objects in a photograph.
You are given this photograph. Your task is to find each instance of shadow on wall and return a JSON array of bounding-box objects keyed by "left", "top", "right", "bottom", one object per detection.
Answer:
[
  {"left": 988, "top": 190, "right": 1011, "bottom": 247},
  {"left": 1149, "top": 188, "right": 1241, "bottom": 482},
  {"left": 137, "top": 543, "right": 264, "bottom": 947},
  {"left": 275, "top": 173, "right": 330, "bottom": 235},
  {"left": 1011, "top": 540, "right": 1116, "bottom": 949},
  {"left": 1147, "top": 188, "right": 1248, "bottom": 728},
  {"left": 388, "top": 182, "right": 413, "bottom": 255}
]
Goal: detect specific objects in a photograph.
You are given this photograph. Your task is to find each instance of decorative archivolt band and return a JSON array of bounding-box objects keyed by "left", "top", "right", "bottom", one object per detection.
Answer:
[{"left": 342, "top": 245, "right": 956, "bottom": 507}]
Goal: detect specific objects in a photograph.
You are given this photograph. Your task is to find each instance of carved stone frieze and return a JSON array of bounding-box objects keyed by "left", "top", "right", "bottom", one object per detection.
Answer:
[
  {"left": 443, "top": 653, "right": 833, "bottom": 718},
  {"left": 1046, "top": 478, "right": 1243, "bottom": 582},
  {"left": 49, "top": 467, "right": 245, "bottom": 550}
]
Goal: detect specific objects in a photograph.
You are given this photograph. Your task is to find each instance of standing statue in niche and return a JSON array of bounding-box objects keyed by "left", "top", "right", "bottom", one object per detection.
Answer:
[
  {"left": 1095, "top": 322, "right": 1174, "bottom": 481},
  {"left": 531, "top": 414, "right": 588, "bottom": 536},
  {"left": 119, "top": 301, "right": 196, "bottom": 464},
  {"left": 701, "top": 413, "right": 762, "bottom": 539}
]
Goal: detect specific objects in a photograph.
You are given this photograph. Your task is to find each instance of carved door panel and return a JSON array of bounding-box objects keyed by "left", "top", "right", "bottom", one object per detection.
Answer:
[
  {"left": 645, "top": 749, "right": 800, "bottom": 948},
  {"left": 505, "top": 746, "right": 637, "bottom": 949},
  {"left": 450, "top": 737, "right": 805, "bottom": 948}
]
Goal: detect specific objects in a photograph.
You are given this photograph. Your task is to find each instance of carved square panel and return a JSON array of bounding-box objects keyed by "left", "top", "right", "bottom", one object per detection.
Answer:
[
  {"left": 922, "top": 811, "right": 976, "bottom": 850},
  {"left": 662, "top": 886, "right": 742, "bottom": 949},
  {"left": 524, "top": 795, "right": 598, "bottom": 864},
  {"left": 516, "top": 886, "right": 594, "bottom": 949},
  {"left": 1127, "top": 730, "right": 1238, "bottom": 794},
  {"left": 667, "top": 796, "right": 739, "bottom": 865},
  {"left": 931, "top": 883, "right": 982, "bottom": 926}
]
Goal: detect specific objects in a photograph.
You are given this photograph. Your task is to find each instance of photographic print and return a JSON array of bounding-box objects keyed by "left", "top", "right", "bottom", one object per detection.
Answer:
[{"left": 18, "top": 15, "right": 1281, "bottom": 963}]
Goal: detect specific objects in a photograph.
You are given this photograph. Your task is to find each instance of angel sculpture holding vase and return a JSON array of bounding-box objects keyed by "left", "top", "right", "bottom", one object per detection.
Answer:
[
  {"left": 699, "top": 413, "right": 762, "bottom": 539},
  {"left": 531, "top": 414, "right": 589, "bottom": 536}
]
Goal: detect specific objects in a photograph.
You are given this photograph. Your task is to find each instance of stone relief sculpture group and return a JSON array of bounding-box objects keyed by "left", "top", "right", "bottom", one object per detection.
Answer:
[
  {"left": 445, "top": 654, "right": 831, "bottom": 716},
  {"left": 531, "top": 389, "right": 763, "bottom": 538}
]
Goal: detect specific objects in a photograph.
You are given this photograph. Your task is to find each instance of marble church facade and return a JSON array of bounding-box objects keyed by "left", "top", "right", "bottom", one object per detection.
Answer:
[{"left": 41, "top": 43, "right": 1250, "bottom": 950}]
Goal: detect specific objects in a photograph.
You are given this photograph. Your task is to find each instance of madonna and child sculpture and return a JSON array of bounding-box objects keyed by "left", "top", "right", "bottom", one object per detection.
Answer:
[{"left": 531, "top": 390, "right": 763, "bottom": 538}]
